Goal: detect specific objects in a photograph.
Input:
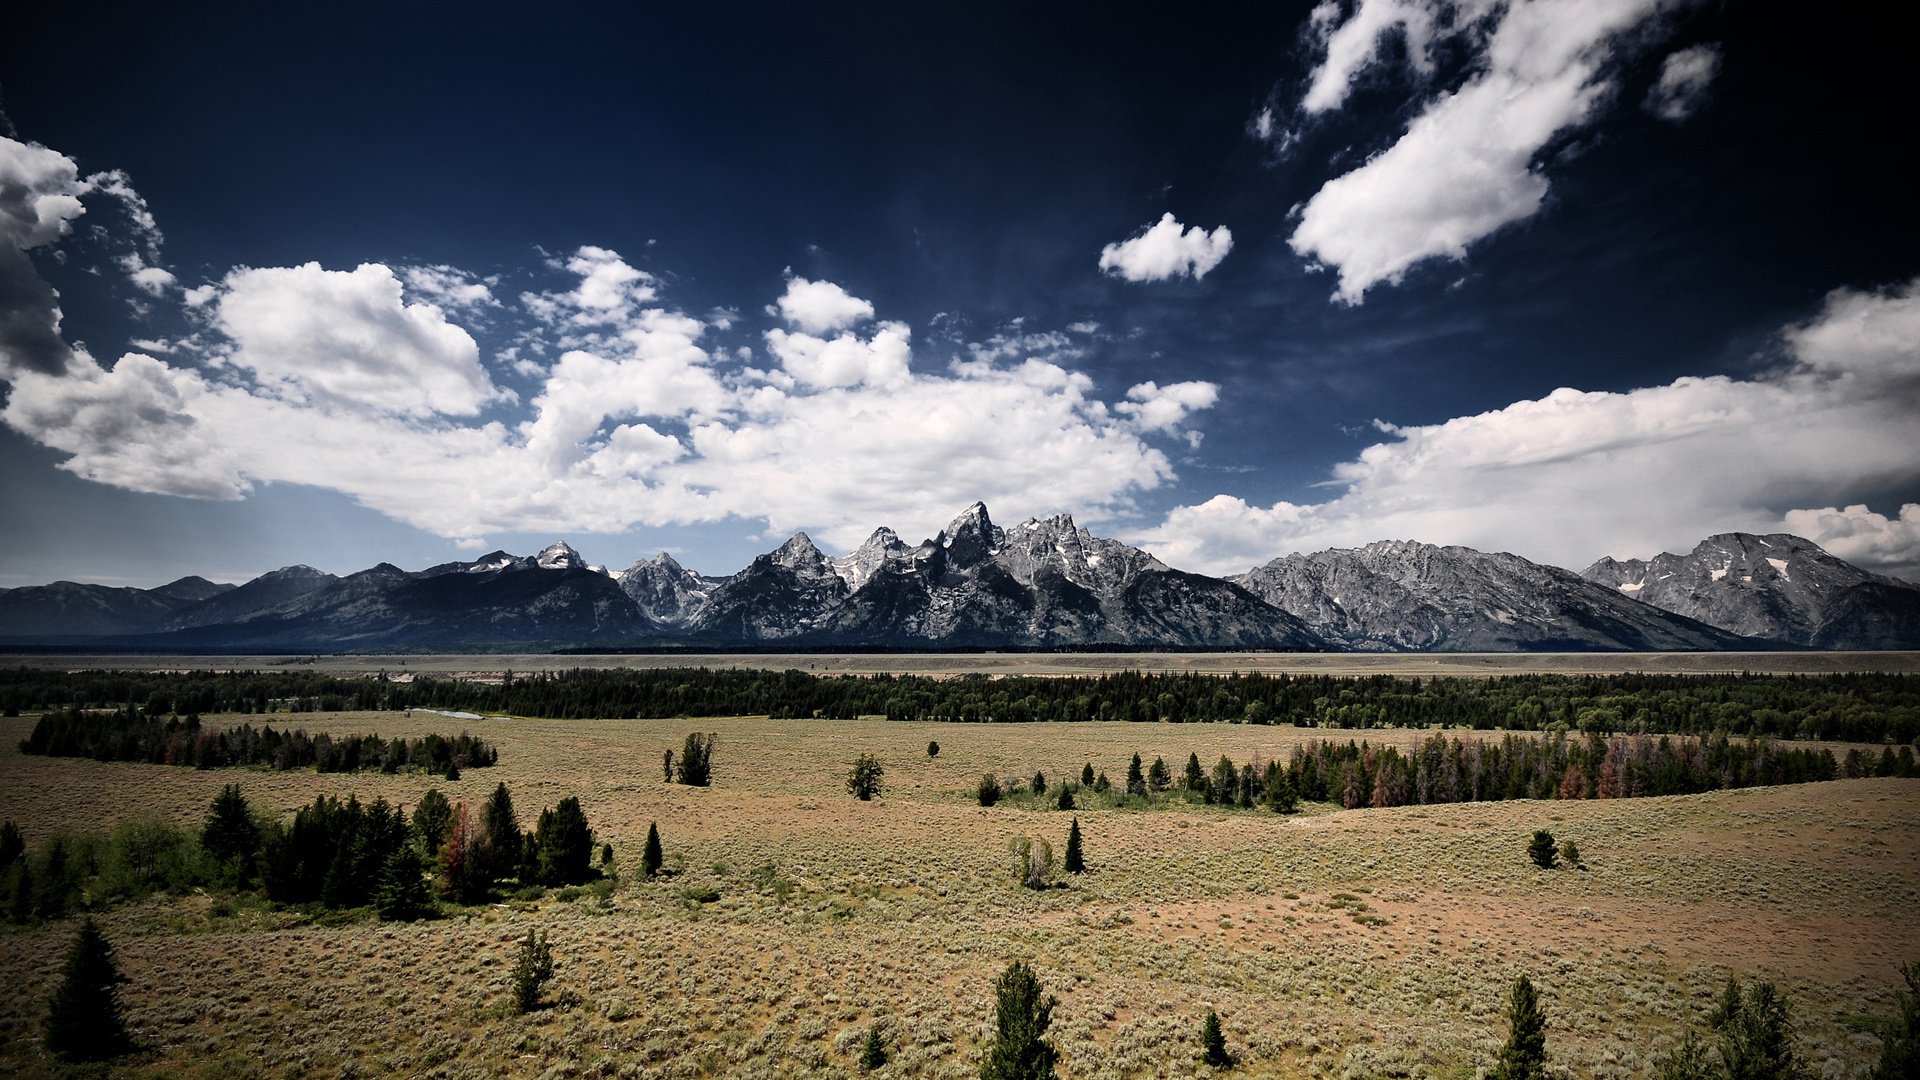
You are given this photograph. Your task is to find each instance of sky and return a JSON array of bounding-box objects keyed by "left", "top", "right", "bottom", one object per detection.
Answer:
[{"left": 1, "top": 0, "right": 1916, "bottom": 588}]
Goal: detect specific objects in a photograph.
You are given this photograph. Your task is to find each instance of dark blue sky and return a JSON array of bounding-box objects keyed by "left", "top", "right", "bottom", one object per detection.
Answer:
[{"left": 3, "top": 0, "right": 1917, "bottom": 585}]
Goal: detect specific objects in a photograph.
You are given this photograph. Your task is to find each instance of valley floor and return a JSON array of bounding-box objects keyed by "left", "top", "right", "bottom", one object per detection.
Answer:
[{"left": 0, "top": 714, "right": 1914, "bottom": 1078}]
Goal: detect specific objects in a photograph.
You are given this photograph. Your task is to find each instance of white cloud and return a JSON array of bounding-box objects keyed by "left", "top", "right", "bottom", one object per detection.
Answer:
[
  {"left": 211, "top": 262, "right": 503, "bottom": 417},
  {"left": 1781, "top": 504, "right": 1920, "bottom": 582},
  {"left": 1117, "top": 380, "right": 1221, "bottom": 433},
  {"left": 0, "top": 136, "right": 88, "bottom": 377},
  {"left": 775, "top": 276, "right": 875, "bottom": 335},
  {"left": 1098, "top": 213, "right": 1233, "bottom": 282},
  {"left": 1645, "top": 44, "right": 1721, "bottom": 122},
  {"left": 1133, "top": 277, "right": 1920, "bottom": 578},
  {"left": 402, "top": 264, "right": 498, "bottom": 312},
  {"left": 765, "top": 321, "right": 913, "bottom": 390},
  {"left": 1300, "top": 0, "right": 1450, "bottom": 114},
  {"left": 1289, "top": 0, "right": 1670, "bottom": 303}
]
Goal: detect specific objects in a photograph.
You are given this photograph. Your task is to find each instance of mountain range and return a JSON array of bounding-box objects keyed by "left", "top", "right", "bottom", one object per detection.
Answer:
[{"left": 2, "top": 503, "right": 1916, "bottom": 652}]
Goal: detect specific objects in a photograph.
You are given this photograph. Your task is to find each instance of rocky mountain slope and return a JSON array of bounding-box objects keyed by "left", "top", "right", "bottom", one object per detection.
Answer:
[
  {"left": 1235, "top": 540, "right": 1760, "bottom": 652},
  {"left": 1582, "top": 533, "right": 1920, "bottom": 649},
  {"left": 0, "top": 576, "right": 234, "bottom": 639}
]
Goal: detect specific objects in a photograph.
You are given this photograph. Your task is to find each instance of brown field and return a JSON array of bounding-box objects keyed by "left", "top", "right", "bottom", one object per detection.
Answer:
[
  {"left": 8, "top": 649, "right": 1920, "bottom": 677},
  {"left": 1, "top": 712, "right": 1916, "bottom": 1078}
]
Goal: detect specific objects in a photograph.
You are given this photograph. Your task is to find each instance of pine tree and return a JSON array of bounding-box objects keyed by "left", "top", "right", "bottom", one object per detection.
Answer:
[
  {"left": 676, "top": 732, "right": 715, "bottom": 786},
  {"left": 482, "top": 783, "right": 520, "bottom": 880},
  {"left": 1867, "top": 963, "right": 1918, "bottom": 1080},
  {"left": 1148, "top": 756, "right": 1171, "bottom": 792},
  {"left": 848, "top": 753, "right": 885, "bottom": 800},
  {"left": 1080, "top": 762, "right": 1095, "bottom": 787},
  {"left": 532, "top": 797, "right": 595, "bottom": 886},
  {"left": 411, "top": 789, "right": 453, "bottom": 858},
  {"left": 980, "top": 960, "right": 1057, "bottom": 1080},
  {"left": 201, "top": 783, "right": 260, "bottom": 885},
  {"left": 1185, "top": 752, "right": 1205, "bottom": 792},
  {"left": 978, "top": 774, "right": 1003, "bottom": 807},
  {"left": 1055, "top": 785, "right": 1075, "bottom": 812},
  {"left": 1031, "top": 770, "right": 1046, "bottom": 795},
  {"left": 1064, "top": 818, "right": 1084, "bottom": 874},
  {"left": 1713, "top": 977, "right": 1806, "bottom": 1080},
  {"left": 1200, "top": 1008, "right": 1232, "bottom": 1069},
  {"left": 860, "top": 1024, "right": 889, "bottom": 1070},
  {"left": 43, "top": 917, "right": 130, "bottom": 1061},
  {"left": 0, "top": 819, "right": 22, "bottom": 873},
  {"left": 1490, "top": 975, "right": 1547, "bottom": 1080},
  {"left": 376, "top": 843, "right": 432, "bottom": 921},
  {"left": 1126, "top": 753, "right": 1146, "bottom": 797},
  {"left": 510, "top": 929, "right": 554, "bottom": 1013},
  {"left": 641, "top": 822, "right": 663, "bottom": 879},
  {"left": 928, "top": 740, "right": 941, "bottom": 759},
  {"left": 1528, "top": 830, "right": 1557, "bottom": 870}
]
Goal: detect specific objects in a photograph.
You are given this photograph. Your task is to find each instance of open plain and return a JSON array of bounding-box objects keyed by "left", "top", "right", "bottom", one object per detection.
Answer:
[{"left": 1, "top": 706, "right": 1916, "bottom": 1078}]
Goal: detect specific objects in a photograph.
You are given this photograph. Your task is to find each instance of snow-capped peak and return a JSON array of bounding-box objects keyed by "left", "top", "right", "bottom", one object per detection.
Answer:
[{"left": 537, "top": 541, "right": 587, "bottom": 570}]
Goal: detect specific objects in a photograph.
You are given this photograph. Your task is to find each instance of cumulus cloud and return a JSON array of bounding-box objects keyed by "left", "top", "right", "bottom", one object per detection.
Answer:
[
  {"left": 210, "top": 262, "right": 503, "bottom": 418},
  {"left": 1288, "top": 0, "right": 1670, "bottom": 303},
  {"left": 774, "top": 276, "right": 875, "bottom": 335},
  {"left": 1098, "top": 213, "right": 1233, "bottom": 282},
  {"left": 1117, "top": 380, "right": 1221, "bottom": 433},
  {"left": 0, "top": 136, "right": 88, "bottom": 377},
  {"left": 1781, "top": 504, "right": 1920, "bottom": 583},
  {"left": 1132, "top": 277, "right": 1920, "bottom": 578},
  {"left": 402, "top": 264, "right": 498, "bottom": 312},
  {"left": 1645, "top": 44, "right": 1721, "bottom": 122},
  {"left": 764, "top": 321, "right": 913, "bottom": 390}
]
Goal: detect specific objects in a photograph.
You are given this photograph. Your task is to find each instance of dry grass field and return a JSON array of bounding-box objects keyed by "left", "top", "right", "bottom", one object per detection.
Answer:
[{"left": 1, "top": 711, "right": 1916, "bottom": 1078}]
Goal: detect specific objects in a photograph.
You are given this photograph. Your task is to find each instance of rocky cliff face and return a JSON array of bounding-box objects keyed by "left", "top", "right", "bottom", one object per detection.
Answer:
[
  {"left": 1582, "top": 533, "right": 1920, "bottom": 649},
  {"left": 616, "top": 553, "right": 722, "bottom": 628},
  {"left": 1236, "top": 539, "right": 1758, "bottom": 652}
]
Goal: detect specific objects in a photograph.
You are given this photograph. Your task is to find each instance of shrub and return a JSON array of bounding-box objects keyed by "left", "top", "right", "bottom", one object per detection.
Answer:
[
  {"left": 1201, "top": 1008, "right": 1232, "bottom": 1069},
  {"left": 848, "top": 753, "right": 885, "bottom": 800},
  {"left": 1064, "top": 818, "right": 1084, "bottom": 875},
  {"left": 642, "top": 822, "right": 663, "bottom": 879},
  {"left": 510, "top": 929, "right": 554, "bottom": 1013},
  {"left": 1490, "top": 975, "right": 1547, "bottom": 1080},
  {"left": 1528, "top": 830, "right": 1557, "bottom": 870},
  {"left": 1010, "top": 837, "right": 1055, "bottom": 891},
  {"left": 978, "top": 774, "right": 1003, "bottom": 807},
  {"left": 980, "top": 960, "right": 1057, "bottom": 1080},
  {"left": 1560, "top": 839, "right": 1582, "bottom": 865},
  {"left": 43, "top": 917, "right": 130, "bottom": 1061},
  {"left": 676, "top": 733, "right": 715, "bottom": 786}
]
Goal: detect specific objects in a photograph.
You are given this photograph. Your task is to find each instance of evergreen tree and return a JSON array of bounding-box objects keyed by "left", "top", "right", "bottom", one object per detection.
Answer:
[
  {"left": 662, "top": 748, "right": 675, "bottom": 782},
  {"left": 1264, "top": 767, "right": 1298, "bottom": 814},
  {"left": 641, "top": 822, "right": 663, "bottom": 879},
  {"left": 928, "top": 740, "right": 940, "bottom": 759},
  {"left": 1200, "top": 1008, "right": 1232, "bottom": 1069},
  {"left": 1868, "top": 963, "right": 1918, "bottom": 1080},
  {"left": 1055, "top": 785, "right": 1075, "bottom": 811},
  {"left": 510, "top": 929, "right": 554, "bottom": 1013},
  {"left": 980, "top": 960, "right": 1057, "bottom": 1080},
  {"left": 676, "top": 732, "right": 715, "bottom": 786},
  {"left": 1528, "top": 830, "right": 1557, "bottom": 869},
  {"left": 848, "top": 753, "right": 885, "bottom": 800},
  {"left": 1185, "top": 752, "right": 1205, "bottom": 792},
  {"left": 1064, "top": 818, "right": 1084, "bottom": 874},
  {"left": 438, "top": 803, "right": 491, "bottom": 903},
  {"left": 532, "top": 797, "right": 596, "bottom": 886},
  {"left": 482, "top": 782, "right": 520, "bottom": 880},
  {"left": 0, "top": 819, "right": 22, "bottom": 873},
  {"left": 1490, "top": 975, "right": 1547, "bottom": 1080},
  {"left": 1148, "top": 756, "right": 1171, "bottom": 792},
  {"left": 1031, "top": 771, "right": 1046, "bottom": 795},
  {"left": 860, "top": 1024, "right": 889, "bottom": 1070},
  {"left": 978, "top": 774, "right": 1003, "bottom": 807},
  {"left": 43, "top": 917, "right": 130, "bottom": 1061},
  {"left": 8, "top": 860, "right": 34, "bottom": 923},
  {"left": 1126, "top": 753, "right": 1146, "bottom": 797},
  {"left": 412, "top": 789, "right": 453, "bottom": 858},
  {"left": 1080, "top": 762, "right": 1095, "bottom": 787},
  {"left": 201, "top": 783, "right": 260, "bottom": 884},
  {"left": 1651, "top": 1032, "right": 1718, "bottom": 1080},
  {"left": 376, "top": 843, "right": 432, "bottom": 921},
  {"left": 1712, "top": 977, "right": 1806, "bottom": 1080}
]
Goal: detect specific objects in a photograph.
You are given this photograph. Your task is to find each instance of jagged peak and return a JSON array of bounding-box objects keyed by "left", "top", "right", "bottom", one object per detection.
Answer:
[
  {"left": 771, "top": 532, "right": 826, "bottom": 568},
  {"left": 537, "top": 540, "right": 586, "bottom": 569}
]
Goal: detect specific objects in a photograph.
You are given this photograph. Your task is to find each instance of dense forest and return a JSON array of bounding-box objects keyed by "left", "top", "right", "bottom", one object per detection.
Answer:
[
  {"left": 4, "top": 667, "right": 1919, "bottom": 743},
  {"left": 18, "top": 707, "right": 495, "bottom": 777}
]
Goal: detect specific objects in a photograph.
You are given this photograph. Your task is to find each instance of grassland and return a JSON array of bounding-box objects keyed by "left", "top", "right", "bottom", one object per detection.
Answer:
[{"left": 1, "top": 711, "right": 1915, "bottom": 1078}]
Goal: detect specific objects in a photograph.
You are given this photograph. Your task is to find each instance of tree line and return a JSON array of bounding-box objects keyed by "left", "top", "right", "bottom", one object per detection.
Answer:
[
  {"left": 18, "top": 706, "right": 496, "bottom": 777},
  {"left": 6, "top": 666, "right": 1918, "bottom": 743}
]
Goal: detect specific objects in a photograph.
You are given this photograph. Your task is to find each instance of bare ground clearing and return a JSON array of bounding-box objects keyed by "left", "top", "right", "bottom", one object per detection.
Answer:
[{"left": 0, "top": 712, "right": 1914, "bottom": 1078}]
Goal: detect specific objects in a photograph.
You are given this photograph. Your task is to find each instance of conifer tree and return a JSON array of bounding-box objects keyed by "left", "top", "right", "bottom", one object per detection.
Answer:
[
  {"left": 482, "top": 782, "right": 520, "bottom": 880},
  {"left": 1055, "top": 785, "right": 1075, "bottom": 811},
  {"left": 980, "top": 960, "right": 1057, "bottom": 1080},
  {"left": 1185, "top": 752, "right": 1205, "bottom": 792},
  {"left": 1080, "top": 762, "right": 1095, "bottom": 787},
  {"left": 928, "top": 740, "right": 941, "bottom": 759},
  {"left": 376, "top": 843, "right": 432, "bottom": 921},
  {"left": 43, "top": 917, "right": 130, "bottom": 1061},
  {"left": 860, "top": 1024, "right": 889, "bottom": 1070},
  {"left": 1490, "top": 975, "right": 1547, "bottom": 1080},
  {"left": 676, "top": 732, "right": 714, "bottom": 786},
  {"left": 510, "top": 929, "right": 554, "bottom": 1013},
  {"left": 1712, "top": 976, "right": 1806, "bottom": 1080},
  {"left": 1528, "top": 830, "right": 1557, "bottom": 869},
  {"left": 641, "top": 822, "right": 663, "bottom": 879},
  {"left": 1868, "top": 963, "right": 1918, "bottom": 1080},
  {"left": 411, "top": 789, "right": 453, "bottom": 858},
  {"left": 0, "top": 819, "right": 22, "bottom": 873},
  {"left": 1200, "top": 1008, "right": 1232, "bottom": 1069},
  {"left": 532, "top": 797, "right": 595, "bottom": 886},
  {"left": 201, "top": 783, "right": 260, "bottom": 885},
  {"left": 1064, "top": 818, "right": 1084, "bottom": 874},
  {"left": 848, "top": 753, "right": 885, "bottom": 800},
  {"left": 1148, "top": 756, "right": 1171, "bottom": 792},
  {"left": 1031, "top": 770, "right": 1046, "bottom": 795},
  {"left": 1126, "top": 753, "right": 1146, "bottom": 797},
  {"left": 978, "top": 774, "right": 1003, "bottom": 807}
]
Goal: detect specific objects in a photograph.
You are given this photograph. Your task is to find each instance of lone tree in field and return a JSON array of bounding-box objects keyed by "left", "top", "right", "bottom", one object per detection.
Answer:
[
  {"left": 848, "top": 753, "right": 885, "bottom": 800},
  {"left": 1080, "top": 762, "right": 1095, "bottom": 787},
  {"left": 1064, "top": 818, "right": 1084, "bottom": 874},
  {"left": 676, "top": 733, "right": 715, "bottom": 786},
  {"left": 928, "top": 740, "right": 941, "bottom": 759},
  {"left": 980, "top": 960, "right": 1058, "bottom": 1080},
  {"left": 1528, "top": 830, "right": 1558, "bottom": 870},
  {"left": 1200, "top": 1008, "right": 1232, "bottom": 1069},
  {"left": 860, "top": 1024, "right": 889, "bottom": 1070},
  {"left": 642, "top": 822, "right": 663, "bottom": 879},
  {"left": 978, "top": 774, "right": 1003, "bottom": 807},
  {"left": 1490, "top": 975, "right": 1548, "bottom": 1080},
  {"left": 1031, "top": 770, "right": 1046, "bottom": 796},
  {"left": 511, "top": 929, "right": 554, "bottom": 1013},
  {"left": 1010, "top": 837, "right": 1055, "bottom": 891},
  {"left": 43, "top": 917, "right": 130, "bottom": 1061}
]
